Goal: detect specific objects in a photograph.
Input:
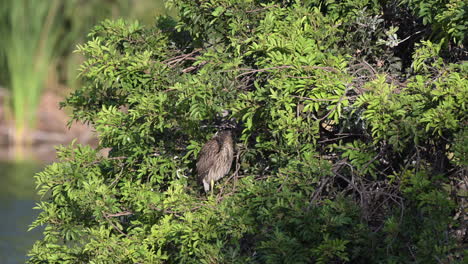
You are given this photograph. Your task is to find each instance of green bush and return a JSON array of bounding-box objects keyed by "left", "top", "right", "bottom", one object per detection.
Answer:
[
  {"left": 29, "top": 1, "right": 467, "bottom": 263},
  {"left": 402, "top": 0, "right": 467, "bottom": 45}
]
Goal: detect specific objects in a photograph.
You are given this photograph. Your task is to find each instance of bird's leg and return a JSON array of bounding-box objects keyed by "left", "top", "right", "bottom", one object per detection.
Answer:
[
  {"left": 210, "top": 179, "right": 215, "bottom": 197},
  {"left": 203, "top": 179, "right": 210, "bottom": 193}
]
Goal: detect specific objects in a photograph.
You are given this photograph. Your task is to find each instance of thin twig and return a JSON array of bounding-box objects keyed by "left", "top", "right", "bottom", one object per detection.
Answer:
[
  {"left": 162, "top": 48, "right": 202, "bottom": 65},
  {"left": 103, "top": 213, "right": 129, "bottom": 238},
  {"left": 149, "top": 204, "right": 183, "bottom": 218},
  {"left": 105, "top": 211, "right": 133, "bottom": 217},
  {"left": 318, "top": 135, "right": 354, "bottom": 144},
  {"left": 246, "top": 5, "right": 279, "bottom": 13},
  {"left": 217, "top": 150, "right": 242, "bottom": 201}
]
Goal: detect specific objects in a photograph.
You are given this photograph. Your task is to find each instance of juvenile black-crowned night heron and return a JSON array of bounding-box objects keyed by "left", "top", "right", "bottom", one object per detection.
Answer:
[{"left": 196, "top": 129, "right": 234, "bottom": 192}]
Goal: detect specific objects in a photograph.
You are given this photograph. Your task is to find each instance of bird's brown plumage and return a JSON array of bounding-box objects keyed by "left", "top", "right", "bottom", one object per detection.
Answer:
[{"left": 196, "top": 130, "right": 234, "bottom": 192}]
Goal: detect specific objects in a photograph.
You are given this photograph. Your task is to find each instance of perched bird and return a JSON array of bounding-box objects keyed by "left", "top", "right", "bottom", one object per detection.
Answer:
[{"left": 196, "top": 130, "right": 234, "bottom": 192}]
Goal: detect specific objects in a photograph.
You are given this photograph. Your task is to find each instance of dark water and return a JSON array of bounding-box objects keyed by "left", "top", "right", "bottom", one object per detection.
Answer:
[{"left": 0, "top": 161, "right": 44, "bottom": 264}]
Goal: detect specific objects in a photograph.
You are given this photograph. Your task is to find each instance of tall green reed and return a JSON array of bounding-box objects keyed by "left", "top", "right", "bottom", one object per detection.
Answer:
[
  {"left": 0, "top": 0, "right": 175, "bottom": 156},
  {"left": 0, "top": 0, "right": 61, "bottom": 148}
]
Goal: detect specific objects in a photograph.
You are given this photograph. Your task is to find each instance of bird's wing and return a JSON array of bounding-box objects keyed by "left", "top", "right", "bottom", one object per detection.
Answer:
[{"left": 196, "top": 138, "right": 221, "bottom": 177}]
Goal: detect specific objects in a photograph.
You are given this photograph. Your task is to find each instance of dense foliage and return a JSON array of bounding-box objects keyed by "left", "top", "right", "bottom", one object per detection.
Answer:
[{"left": 29, "top": 0, "right": 467, "bottom": 263}]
